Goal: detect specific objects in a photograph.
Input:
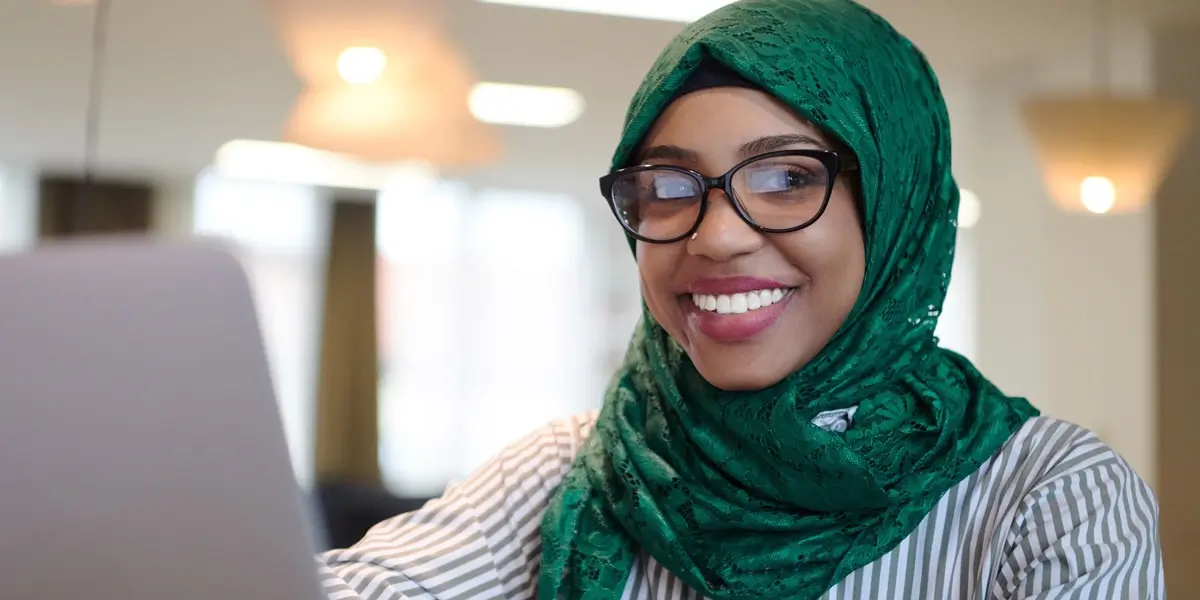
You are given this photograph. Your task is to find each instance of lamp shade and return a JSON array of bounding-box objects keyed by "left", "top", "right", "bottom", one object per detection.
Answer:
[
  {"left": 1020, "top": 96, "right": 1191, "bottom": 214},
  {"left": 284, "top": 55, "right": 499, "bottom": 166},
  {"left": 267, "top": 0, "right": 499, "bottom": 167}
]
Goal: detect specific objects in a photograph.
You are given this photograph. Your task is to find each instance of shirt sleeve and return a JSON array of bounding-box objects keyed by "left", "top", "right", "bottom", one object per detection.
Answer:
[
  {"left": 316, "top": 412, "right": 596, "bottom": 600},
  {"left": 994, "top": 434, "right": 1165, "bottom": 599}
]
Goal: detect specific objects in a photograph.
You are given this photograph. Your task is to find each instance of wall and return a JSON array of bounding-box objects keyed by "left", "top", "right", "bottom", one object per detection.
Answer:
[
  {"left": 1153, "top": 17, "right": 1200, "bottom": 595},
  {"left": 965, "top": 24, "right": 1156, "bottom": 482},
  {"left": 964, "top": 21, "right": 1200, "bottom": 593}
]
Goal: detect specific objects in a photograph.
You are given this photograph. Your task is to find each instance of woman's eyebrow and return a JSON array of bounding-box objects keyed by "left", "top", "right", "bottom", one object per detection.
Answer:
[
  {"left": 632, "top": 134, "right": 827, "bottom": 165},
  {"left": 634, "top": 145, "right": 697, "bottom": 164},
  {"left": 738, "top": 134, "right": 827, "bottom": 156}
]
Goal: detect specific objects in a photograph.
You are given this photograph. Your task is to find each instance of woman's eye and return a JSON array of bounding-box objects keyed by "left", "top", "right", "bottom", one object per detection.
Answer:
[
  {"left": 652, "top": 175, "right": 698, "bottom": 199},
  {"left": 746, "top": 168, "right": 810, "bottom": 193}
]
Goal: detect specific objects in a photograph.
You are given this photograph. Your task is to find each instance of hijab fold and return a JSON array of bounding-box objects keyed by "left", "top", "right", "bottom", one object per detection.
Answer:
[{"left": 538, "top": 1, "right": 1038, "bottom": 598}]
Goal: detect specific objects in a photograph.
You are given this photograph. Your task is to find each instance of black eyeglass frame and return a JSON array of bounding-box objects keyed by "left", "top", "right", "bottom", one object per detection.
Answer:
[{"left": 599, "top": 149, "right": 856, "bottom": 244}]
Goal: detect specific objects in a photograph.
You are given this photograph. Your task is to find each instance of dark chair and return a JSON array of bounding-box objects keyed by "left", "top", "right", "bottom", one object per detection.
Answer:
[{"left": 314, "top": 481, "right": 433, "bottom": 550}]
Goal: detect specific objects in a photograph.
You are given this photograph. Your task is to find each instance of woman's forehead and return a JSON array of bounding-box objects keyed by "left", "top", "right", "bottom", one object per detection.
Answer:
[{"left": 638, "top": 87, "right": 833, "bottom": 154}]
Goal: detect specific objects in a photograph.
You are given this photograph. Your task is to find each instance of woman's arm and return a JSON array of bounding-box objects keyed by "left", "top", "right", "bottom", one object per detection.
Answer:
[
  {"left": 994, "top": 436, "right": 1164, "bottom": 599},
  {"left": 316, "top": 413, "right": 596, "bottom": 600}
]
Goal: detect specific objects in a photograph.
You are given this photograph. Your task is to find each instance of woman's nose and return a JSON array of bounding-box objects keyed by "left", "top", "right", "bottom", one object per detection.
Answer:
[{"left": 687, "top": 191, "right": 765, "bottom": 260}]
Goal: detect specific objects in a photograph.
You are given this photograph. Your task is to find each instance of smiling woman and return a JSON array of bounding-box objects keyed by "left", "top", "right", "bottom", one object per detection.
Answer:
[
  {"left": 612, "top": 78, "right": 864, "bottom": 390},
  {"left": 317, "top": 1, "right": 1163, "bottom": 599}
]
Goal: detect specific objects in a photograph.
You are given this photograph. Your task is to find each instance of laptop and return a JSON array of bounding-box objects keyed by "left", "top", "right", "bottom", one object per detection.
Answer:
[{"left": 0, "top": 238, "right": 327, "bottom": 600}]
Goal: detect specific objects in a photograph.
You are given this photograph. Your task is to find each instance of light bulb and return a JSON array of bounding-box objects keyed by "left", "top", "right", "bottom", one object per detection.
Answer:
[
  {"left": 337, "top": 47, "right": 388, "bottom": 85},
  {"left": 1079, "top": 176, "right": 1116, "bottom": 214}
]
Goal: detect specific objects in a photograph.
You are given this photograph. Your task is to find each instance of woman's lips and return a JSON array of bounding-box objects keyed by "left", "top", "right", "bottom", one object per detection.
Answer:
[
  {"left": 682, "top": 287, "right": 796, "bottom": 343},
  {"left": 685, "top": 276, "right": 791, "bottom": 295}
]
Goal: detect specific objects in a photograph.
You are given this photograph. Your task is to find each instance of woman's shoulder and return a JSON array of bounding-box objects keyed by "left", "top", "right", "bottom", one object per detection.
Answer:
[
  {"left": 440, "top": 410, "right": 599, "bottom": 499},
  {"left": 319, "top": 412, "right": 601, "bottom": 600},
  {"left": 994, "top": 416, "right": 1147, "bottom": 481},
  {"left": 483, "top": 409, "right": 599, "bottom": 477},
  {"left": 957, "top": 416, "right": 1164, "bottom": 597},
  {"left": 1002, "top": 415, "right": 1108, "bottom": 455},
  {"left": 436, "top": 409, "right": 599, "bottom": 498},
  {"left": 979, "top": 415, "right": 1154, "bottom": 502}
]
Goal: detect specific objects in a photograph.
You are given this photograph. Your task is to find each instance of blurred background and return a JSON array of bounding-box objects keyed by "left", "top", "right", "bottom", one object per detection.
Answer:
[{"left": 0, "top": 0, "right": 1196, "bottom": 593}]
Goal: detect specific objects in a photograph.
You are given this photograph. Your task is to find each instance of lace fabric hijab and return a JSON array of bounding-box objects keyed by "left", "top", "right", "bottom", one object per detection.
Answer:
[{"left": 538, "top": 1, "right": 1038, "bottom": 598}]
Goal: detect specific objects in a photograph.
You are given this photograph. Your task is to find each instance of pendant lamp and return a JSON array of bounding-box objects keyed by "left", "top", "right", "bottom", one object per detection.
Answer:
[
  {"left": 267, "top": 0, "right": 499, "bottom": 167},
  {"left": 1020, "top": 0, "right": 1192, "bottom": 215},
  {"left": 1021, "top": 97, "right": 1189, "bottom": 215}
]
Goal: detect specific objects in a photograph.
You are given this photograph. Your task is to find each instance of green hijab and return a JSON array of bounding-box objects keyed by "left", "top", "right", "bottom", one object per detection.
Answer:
[{"left": 538, "top": 1, "right": 1038, "bottom": 599}]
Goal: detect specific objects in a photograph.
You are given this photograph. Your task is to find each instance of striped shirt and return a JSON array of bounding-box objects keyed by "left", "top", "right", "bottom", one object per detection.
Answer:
[{"left": 318, "top": 413, "right": 1164, "bottom": 599}]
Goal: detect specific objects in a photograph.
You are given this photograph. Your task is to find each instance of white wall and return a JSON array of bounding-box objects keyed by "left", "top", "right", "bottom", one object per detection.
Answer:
[
  {"left": 964, "top": 23, "right": 1157, "bottom": 483},
  {"left": 1151, "top": 18, "right": 1200, "bottom": 590}
]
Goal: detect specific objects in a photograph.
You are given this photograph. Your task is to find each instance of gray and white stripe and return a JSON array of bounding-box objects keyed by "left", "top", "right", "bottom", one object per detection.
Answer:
[{"left": 319, "top": 414, "right": 1164, "bottom": 599}]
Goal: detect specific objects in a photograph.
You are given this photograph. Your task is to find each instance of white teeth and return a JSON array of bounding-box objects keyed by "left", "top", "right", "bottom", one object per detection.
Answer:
[
  {"left": 730, "top": 294, "right": 748, "bottom": 314},
  {"left": 716, "top": 295, "right": 731, "bottom": 314},
  {"left": 691, "top": 288, "right": 793, "bottom": 315}
]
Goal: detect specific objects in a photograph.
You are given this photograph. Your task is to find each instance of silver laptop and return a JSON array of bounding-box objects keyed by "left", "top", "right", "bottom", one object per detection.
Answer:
[{"left": 0, "top": 238, "right": 326, "bottom": 600}]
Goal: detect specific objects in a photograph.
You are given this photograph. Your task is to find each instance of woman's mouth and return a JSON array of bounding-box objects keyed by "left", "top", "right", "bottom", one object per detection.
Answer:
[
  {"left": 690, "top": 287, "right": 794, "bottom": 315},
  {"left": 682, "top": 286, "right": 798, "bottom": 343}
]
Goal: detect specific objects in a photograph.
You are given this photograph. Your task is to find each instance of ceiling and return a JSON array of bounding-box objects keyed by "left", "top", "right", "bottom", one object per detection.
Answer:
[{"left": 0, "top": 0, "right": 1196, "bottom": 186}]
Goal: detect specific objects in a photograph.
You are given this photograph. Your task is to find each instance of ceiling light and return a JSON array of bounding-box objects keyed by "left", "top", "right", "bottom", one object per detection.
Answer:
[
  {"left": 476, "top": 0, "right": 734, "bottom": 22},
  {"left": 1021, "top": 96, "right": 1191, "bottom": 215},
  {"left": 336, "top": 47, "right": 387, "bottom": 85},
  {"left": 268, "top": 4, "right": 499, "bottom": 166},
  {"left": 468, "top": 82, "right": 584, "bottom": 128},
  {"left": 1078, "top": 176, "right": 1117, "bottom": 214}
]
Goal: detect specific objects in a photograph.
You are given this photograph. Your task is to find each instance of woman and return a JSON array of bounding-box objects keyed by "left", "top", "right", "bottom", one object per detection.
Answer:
[{"left": 319, "top": 0, "right": 1163, "bottom": 598}]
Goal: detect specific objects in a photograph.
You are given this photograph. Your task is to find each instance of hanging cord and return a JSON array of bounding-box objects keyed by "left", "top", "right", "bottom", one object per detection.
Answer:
[
  {"left": 1092, "top": 0, "right": 1113, "bottom": 94},
  {"left": 72, "top": 0, "right": 112, "bottom": 228}
]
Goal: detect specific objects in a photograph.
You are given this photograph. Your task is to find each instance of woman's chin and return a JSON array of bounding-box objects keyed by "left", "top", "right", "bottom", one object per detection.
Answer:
[
  {"left": 689, "top": 355, "right": 794, "bottom": 392},
  {"left": 680, "top": 303, "right": 817, "bottom": 392}
]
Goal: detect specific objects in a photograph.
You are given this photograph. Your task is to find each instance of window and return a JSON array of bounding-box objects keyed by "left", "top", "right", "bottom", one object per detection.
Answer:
[
  {"left": 375, "top": 175, "right": 469, "bottom": 494},
  {"left": 191, "top": 167, "right": 609, "bottom": 495},
  {"left": 192, "top": 171, "right": 328, "bottom": 488},
  {"left": 376, "top": 180, "right": 598, "bottom": 495},
  {"left": 0, "top": 166, "right": 38, "bottom": 254},
  {"left": 459, "top": 189, "right": 591, "bottom": 469}
]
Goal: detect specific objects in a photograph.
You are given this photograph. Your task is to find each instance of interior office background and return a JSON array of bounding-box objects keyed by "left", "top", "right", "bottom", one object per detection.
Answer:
[{"left": 0, "top": 0, "right": 1197, "bottom": 593}]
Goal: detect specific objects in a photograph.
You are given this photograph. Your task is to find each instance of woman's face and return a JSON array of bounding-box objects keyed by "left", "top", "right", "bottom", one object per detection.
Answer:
[{"left": 636, "top": 87, "right": 866, "bottom": 391}]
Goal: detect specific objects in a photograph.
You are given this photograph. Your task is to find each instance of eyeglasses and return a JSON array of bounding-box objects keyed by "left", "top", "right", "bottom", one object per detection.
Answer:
[{"left": 599, "top": 149, "right": 855, "bottom": 244}]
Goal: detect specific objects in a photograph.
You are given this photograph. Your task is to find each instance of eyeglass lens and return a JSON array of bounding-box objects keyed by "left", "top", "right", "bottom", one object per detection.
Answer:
[{"left": 610, "top": 154, "right": 831, "bottom": 241}]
